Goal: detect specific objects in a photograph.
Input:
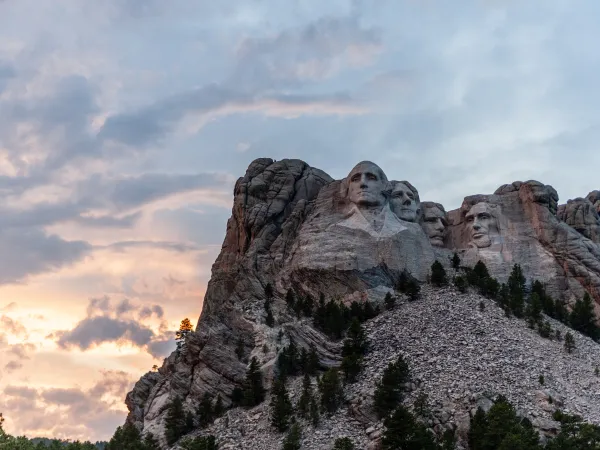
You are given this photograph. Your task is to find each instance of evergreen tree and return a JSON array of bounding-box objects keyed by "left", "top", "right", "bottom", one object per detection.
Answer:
[
  {"left": 333, "top": 437, "right": 355, "bottom": 450},
  {"left": 341, "top": 318, "right": 368, "bottom": 383},
  {"left": 213, "top": 395, "right": 224, "bottom": 418},
  {"left": 164, "top": 396, "right": 189, "bottom": 446},
  {"left": 235, "top": 338, "right": 245, "bottom": 360},
  {"left": 397, "top": 270, "right": 421, "bottom": 301},
  {"left": 231, "top": 387, "right": 244, "bottom": 407},
  {"left": 303, "top": 294, "right": 315, "bottom": 317},
  {"left": 525, "top": 292, "right": 543, "bottom": 324},
  {"left": 176, "top": 318, "right": 194, "bottom": 350},
  {"left": 373, "top": 355, "right": 410, "bottom": 419},
  {"left": 570, "top": 293, "right": 600, "bottom": 340},
  {"left": 306, "top": 344, "right": 319, "bottom": 375},
  {"left": 286, "top": 289, "right": 296, "bottom": 309},
  {"left": 179, "top": 435, "right": 218, "bottom": 450},
  {"left": 381, "top": 405, "right": 439, "bottom": 450},
  {"left": 282, "top": 423, "right": 302, "bottom": 450},
  {"left": 310, "top": 397, "right": 320, "bottom": 426},
  {"left": 297, "top": 373, "right": 313, "bottom": 418},
  {"left": 265, "top": 307, "right": 275, "bottom": 327},
  {"left": 554, "top": 298, "right": 569, "bottom": 324},
  {"left": 319, "top": 368, "right": 344, "bottom": 414},
  {"left": 451, "top": 252, "right": 461, "bottom": 270},
  {"left": 143, "top": 432, "right": 160, "bottom": 450},
  {"left": 413, "top": 392, "right": 430, "bottom": 418},
  {"left": 265, "top": 283, "right": 274, "bottom": 300},
  {"left": 242, "top": 357, "right": 265, "bottom": 407},
  {"left": 196, "top": 392, "right": 214, "bottom": 428},
  {"left": 454, "top": 275, "right": 467, "bottom": 293},
  {"left": 468, "top": 407, "right": 488, "bottom": 450},
  {"left": 106, "top": 423, "right": 144, "bottom": 450},
  {"left": 270, "top": 378, "right": 293, "bottom": 432},
  {"left": 430, "top": 261, "right": 448, "bottom": 287},
  {"left": 508, "top": 264, "right": 526, "bottom": 317},
  {"left": 565, "top": 332, "right": 576, "bottom": 353},
  {"left": 384, "top": 292, "right": 396, "bottom": 310}
]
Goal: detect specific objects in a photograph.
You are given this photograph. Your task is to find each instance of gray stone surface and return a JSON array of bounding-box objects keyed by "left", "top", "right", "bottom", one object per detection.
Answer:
[
  {"left": 587, "top": 190, "right": 600, "bottom": 214},
  {"left": 123, "top": 160, "right": 600, "bottom": 449},
  {"left": 558, "top": 197, "right": 600, "bottom": 243}
]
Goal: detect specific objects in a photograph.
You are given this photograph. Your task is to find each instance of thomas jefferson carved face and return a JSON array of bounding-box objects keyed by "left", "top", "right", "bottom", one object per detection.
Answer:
[
  {"left": 346, "top": 161, "right": 388, "bottom": 208},
  {"left": 465, "top": 202, "right": 499, "bottom": 248},
  {"left": 421, "top": 203, "right": 447, "bottom": 247},
  {"left": 390, "top": 181, "right": 420, "bottom": 222}
]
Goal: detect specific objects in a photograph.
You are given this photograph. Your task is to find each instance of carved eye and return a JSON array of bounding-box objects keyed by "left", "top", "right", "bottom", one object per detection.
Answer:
[
  {"left": 479, "top": 213, "right": 491, "bottom": 220},
  {"left": 466, "top": 216, "right": 474, "bottom": 222},
  {"left": 366, "top": 173, "right": 377, "bottom": 181},
  {"left": 350, "top": 174, "right": 361, "bottom": 182},
  {"left": 425, "top": 217, "right": 436, "bottom": 222},
  {"left": 393, "top": 190, "right": 403, "bottom": 198}
]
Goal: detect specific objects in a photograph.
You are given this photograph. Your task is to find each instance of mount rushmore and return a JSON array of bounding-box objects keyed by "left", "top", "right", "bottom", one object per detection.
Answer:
[{"left": 124, "top": 158, "right": 600, "bottom": 446}]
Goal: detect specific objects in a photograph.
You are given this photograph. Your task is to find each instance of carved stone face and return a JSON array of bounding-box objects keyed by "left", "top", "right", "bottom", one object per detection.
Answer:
[
  {"left": 465, "top": 202, "right": 499, "bottom": 248},
  {"left": 526, "top": 182, "right": 559, "bottom": 216},
  {"left": 390, "top": 182, "right": 420, "bottom": 222},
  {"left": 421, "top": 203, "right": 447, "bottom": 247},
  {"left": 346, "top": 161, "right": 388, "bottom": 208}
]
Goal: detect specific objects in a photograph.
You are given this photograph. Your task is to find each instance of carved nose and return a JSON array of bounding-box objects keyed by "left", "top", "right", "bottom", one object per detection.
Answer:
[
  {"left": 403, "top": 198, "right": 411, "bottom": 206},
  {"left": 360, "top": 183, "right": 368, "bottom": 189},
  {"left": 473, "top": 223, "right": 481, "bottom": 230}
]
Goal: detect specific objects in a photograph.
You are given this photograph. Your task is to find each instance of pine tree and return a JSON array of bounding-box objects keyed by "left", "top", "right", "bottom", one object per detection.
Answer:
[
  {"left": 196, "top": 392, "right": 214, "bottom": 428},
  {"left": 310, "top": 397, "right": 320, "bottom": 426},
  {"left": 235, "top": 338, "right": 245, "bottom": 360},
  {"left": 397, "top": 270, "right": 420, "bottom": 301},
  {"left": 176, "top": 318, "right": 194, "bottom": 350},
  {"left": 180, "top": 435, "right": 218, "bottom": 450},
  {"left": 297, "top": 373, "right": 312, "bottom": 418},
  {"left": 265, "top": 308, "right": 275, "bottom": 327},
  {"left": 143, "top": 432, "right": 160, "bottom": 450},
  {"left": 373, "top": 355, "right": 410, "bottom": 419},
  {"left": 319, "top": 368, "right": 344, "bottom": 414},
  {"left": 384, "top": 292, "right": 396, "bottom": 310},
  {"left": 341, "top": 318, "right": 368, "bottom": 383},
  {"left": 213, "top": 395, "right": 224, "bottom": 418},
  {"left": 270, "top": 378, "right": 293, "bottom": 432},
  {"left": 164, "top": 396, "right": 189, "bottom": 446},
  {"left": 451, "top": 252, "right": 461, "bottom": 270},
  {"left": 231, "top": 387, "right": 244, "bottom": 407},
  {"left": 303, "top": 294, "right": 314, "bottom": 317},
  {"left": 508, "top": 264, "right": 526, "bottom": 317},
  {"left": 282, "top": 423, "right": 302, "bottom": 450},
  {"left": 265, "top": 283, "right": 274, "bottom": 300},
  {"left": 525, "top": 292, "right": 543, "bottom": 324},
  {"left": 468, "top": 407, "right": 488, "bottom": 450},
  {"left": 570, "top": 293, "right": 600, "bottom": 340},
  {"left": 381, "top": 405, "right": 438, "bottom": 450},
  {"left": 286, "top": 289, "right": 296, "bottom": 309},
  {"left": 242, "top": 357, "right": 265, "bottom": 407},
  {"left": 565, "top": 332, "right": 576, "bottom": 353},
  {"left": 454, "top": 275, "right": 467, "bottom": 293},
  {"left": 430, "top": 260, "right": 448, "bottom": 286},
  {"left": 306, "top": 344, "right": 319, "bottom": 375},
  {"left": 333, "top": 437, "right": 355, "bottom": 450}
]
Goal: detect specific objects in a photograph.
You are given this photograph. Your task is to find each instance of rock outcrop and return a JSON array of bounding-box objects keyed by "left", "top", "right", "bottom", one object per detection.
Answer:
[
  {"left": 123, "top": 159, "right": 600, "bottom": 448},
  {"left": 558, "top": 197, "right": 600, "bottom": 243}
]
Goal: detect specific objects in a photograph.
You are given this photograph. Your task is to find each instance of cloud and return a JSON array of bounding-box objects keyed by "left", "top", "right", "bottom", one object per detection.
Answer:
[
  {"left": 231, "top": 16, "right": 382, "bottom": 89},
  {"left": 1, "top": 370, "right": 137, "bottom": 441},
  {"left": 55, "top": 315, "right": 155, "bottom": 350},
  {"left": 54, "top": 296, "right": 174, "bottom": 358},
  {"left": 0, "top": 228, "right": 91, "bottom": 284}
]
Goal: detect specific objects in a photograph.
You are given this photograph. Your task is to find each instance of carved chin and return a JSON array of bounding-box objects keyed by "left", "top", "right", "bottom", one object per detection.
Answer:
[
  {"left": 398, "top": 210, "right": 417, "bottom": 222},
  {"left": 471, "top": 235, "right": 491, "bottom": 248},
  {"left": 429, "top": 236, "right": 445, "bottom": 247}
]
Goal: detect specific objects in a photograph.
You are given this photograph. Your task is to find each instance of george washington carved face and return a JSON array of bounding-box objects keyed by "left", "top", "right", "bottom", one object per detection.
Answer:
[
  {"left": 345, "top": 161, "right": 389, "bottom": 208},
  {"left": 465, "top": 202, "right": 499, "bottom": 248}
]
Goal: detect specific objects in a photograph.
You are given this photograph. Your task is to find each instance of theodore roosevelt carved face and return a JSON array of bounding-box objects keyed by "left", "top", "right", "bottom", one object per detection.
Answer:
[{"left": 421, "top": 202, "right": 447, "bottom": 247}]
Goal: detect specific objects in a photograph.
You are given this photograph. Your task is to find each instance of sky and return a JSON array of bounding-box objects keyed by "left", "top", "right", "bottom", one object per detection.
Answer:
[{"left": 0, "top": 0, "right": 599, "bottom": 442}]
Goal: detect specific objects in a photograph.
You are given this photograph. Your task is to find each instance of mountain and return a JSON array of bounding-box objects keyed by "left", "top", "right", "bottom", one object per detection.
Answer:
[{"left": 122, "top": 158, "right": 600, "bottom": 449}]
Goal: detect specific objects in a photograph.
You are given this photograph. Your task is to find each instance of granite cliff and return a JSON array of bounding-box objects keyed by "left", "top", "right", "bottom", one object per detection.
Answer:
[{"left": 123, "top": 159, "right": 600, "bottom": 449}]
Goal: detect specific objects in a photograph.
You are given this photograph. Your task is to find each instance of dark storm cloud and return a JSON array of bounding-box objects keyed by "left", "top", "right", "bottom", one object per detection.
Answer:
[
  {"left": 0, "top": 228, "right": 91, "bottom": 284},
  {"left": 55, "top": 315, "right": 155, "bottom": 350}
]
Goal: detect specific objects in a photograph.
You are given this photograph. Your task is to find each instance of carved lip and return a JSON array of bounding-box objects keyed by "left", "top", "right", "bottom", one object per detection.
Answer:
[{"left": 472, "top": 232, "right": 486, "bottom": 239}]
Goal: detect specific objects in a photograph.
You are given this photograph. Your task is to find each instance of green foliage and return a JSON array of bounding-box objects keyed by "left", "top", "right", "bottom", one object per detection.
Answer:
[
  {"left": 242, "top": 357, "right": 266, "bottom": 407},
  {"left": 265, "top": 283, "right": 274, "bottom": 300},
  {"left": 381, "top": 405, "right": 439, "bottom": 450},
  {"left": 397, "top": 270, "right": 421, "bottom": 301},
  {"left": 537, "top": 321, "right": 552, "bottom": 339},
  {"left": 319, "top": 368, "right": 344, "bottom": 414},
  {"left": 312, "top": 295, "right": 379, "bottom": 340},
  {"left": 539, "top": 375, "right": 545, "bottom": 385},
  {"left": 332, "top": 437, "right": 355, "bottom": 450},
  {"left": 413, "top": 392, "right": 430, "bottom": 418},
  {"left": 430, "top": 261, "right": 448, "bottom": 287},
  {"left": 384, "top": 292, "right": 396, "bottom": 310},
  {"left": 297, "top": 373, "right": 313, "bottom": 419},
  {"left": 565, "top": 332, "right": 576, "bottom": 353},
  {"left": 309, "top": 397, "right": 320, "bottom": 426},
  {"left": 373, "top": 355, "right": 410, "bottom": 419},
  {"left": 454, "top": 275, "right": 467, "bottom": 293},
  {"left": 451, "top": 252, "right": 461, "bottom": 270},
  {"left": 467, "top": 396, "right": 541, "bottom": 450},
  {"left": 270, "top": 378, "right": 293, "bottom": 432},
  {"left": 281, "top": 423, "right": 302, "bottom": 450},
  {"left": 525, "top": 293, "right": 543, "bottom": 324},
  {"left": 570, "top": 293, "right": 600, "bottom": 340},
  {"left": 231, "top": 387, "right": 244, "bottom": 407},
  {"left": 277, "top": 339, "right": 319, "bottom": 379},
  {"left": 508, "top": 264, "right": 526, "bottom": 317},
  {"left": 195, "top": 392, "right": 214, "bottom": 428},
  {"left": 179, "top": 435, "right": 218, "bottom": 450},
  {"left": 342, "top": 318, "right": 368, "bottom": 357},
  {"left": 164, "top": 396, "right": 192, "bottom": 446}
]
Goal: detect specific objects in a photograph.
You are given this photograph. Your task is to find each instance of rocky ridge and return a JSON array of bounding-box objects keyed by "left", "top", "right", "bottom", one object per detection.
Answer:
[{"left": 123, "top": 158, "right": 600, "bottom": 449}]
